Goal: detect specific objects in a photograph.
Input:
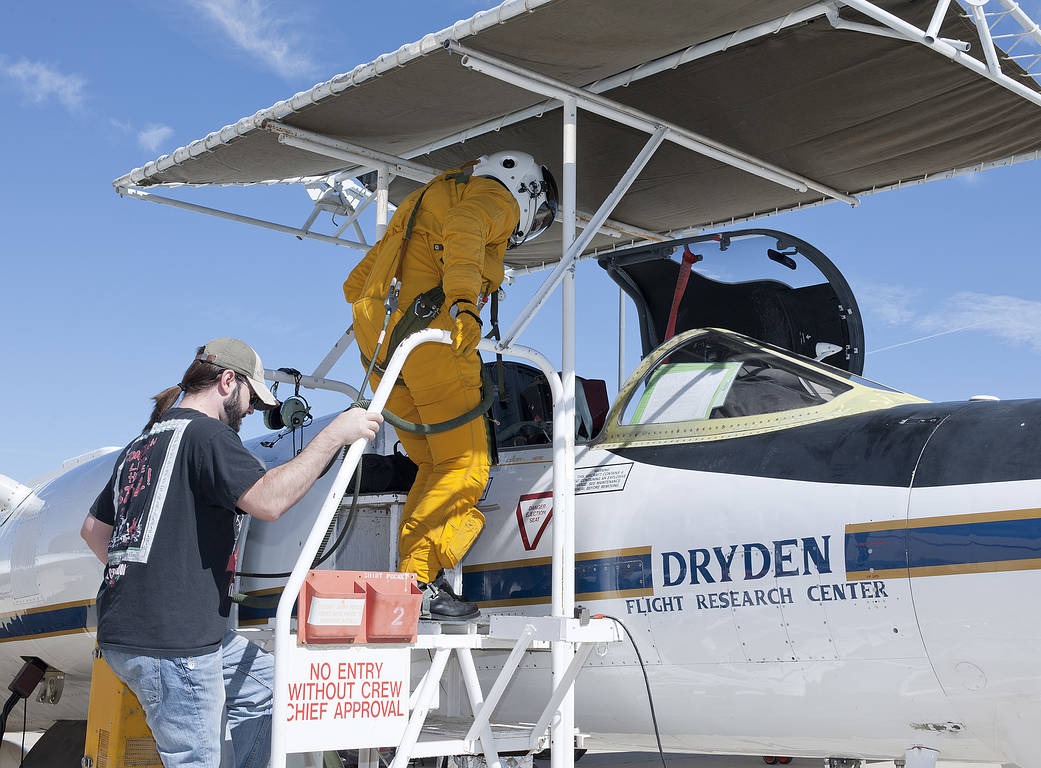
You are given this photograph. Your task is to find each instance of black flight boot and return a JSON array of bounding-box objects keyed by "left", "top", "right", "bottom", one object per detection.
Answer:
[{"left": 419, "top": 571, "right": 480, "bottom": 621}]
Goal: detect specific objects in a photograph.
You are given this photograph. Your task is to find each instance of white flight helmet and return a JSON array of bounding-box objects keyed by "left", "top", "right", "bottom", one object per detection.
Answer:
[{"left": 471, "top": 151, "right": 558, "bottom": 249}]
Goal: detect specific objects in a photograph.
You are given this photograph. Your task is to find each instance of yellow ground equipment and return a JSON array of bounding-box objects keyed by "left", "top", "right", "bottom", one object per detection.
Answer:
[{"left": 82, "top": 649, "right": 161, "bottom": 768}]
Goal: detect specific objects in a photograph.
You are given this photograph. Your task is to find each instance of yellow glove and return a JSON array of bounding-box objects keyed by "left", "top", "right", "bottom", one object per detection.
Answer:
[{"left": 450, "top": 301, "right": 483, "bottom": 355}]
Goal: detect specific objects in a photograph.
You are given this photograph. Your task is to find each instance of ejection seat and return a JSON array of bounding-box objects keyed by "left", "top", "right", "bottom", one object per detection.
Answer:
[{"left": 484, "top": 361, "right": 608, "bottom": 447}]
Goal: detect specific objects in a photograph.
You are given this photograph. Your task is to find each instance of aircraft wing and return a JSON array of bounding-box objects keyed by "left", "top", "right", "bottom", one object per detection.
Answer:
[{"left": 112, "top": 0, "right": 1041, "bottom": 267}]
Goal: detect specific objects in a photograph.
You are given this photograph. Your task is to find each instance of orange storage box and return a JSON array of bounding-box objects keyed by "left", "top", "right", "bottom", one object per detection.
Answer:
[
  {"left": 297, "top": 570, "right": 422, "bottom": 645},
  {"left": 364, "top": 578, "right": 422, "bottom": 643},
  {"left": 298, "top": 570, "right": 366, "bottom": 645}
]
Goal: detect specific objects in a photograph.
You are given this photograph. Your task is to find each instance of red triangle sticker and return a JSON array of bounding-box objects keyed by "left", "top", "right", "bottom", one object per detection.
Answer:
[{"left": 516, "top": 492, "right": 553, "bottom": 551}]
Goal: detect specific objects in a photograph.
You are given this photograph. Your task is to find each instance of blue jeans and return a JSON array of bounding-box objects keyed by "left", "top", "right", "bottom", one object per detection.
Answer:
[{"left": 104, "top": 631, "right": 273, "bottom": 768}]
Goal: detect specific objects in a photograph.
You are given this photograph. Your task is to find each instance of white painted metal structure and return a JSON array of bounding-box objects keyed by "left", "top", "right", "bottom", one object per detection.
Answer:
[
  {"left": 270, "top": 330, "right": 620, "bottom": 768},
  {"left": 112, "top": 0, "right": 1041, "bottom": 263},
  {"left": 102, "top": 1, "right": 1041, "bottom": 767}
]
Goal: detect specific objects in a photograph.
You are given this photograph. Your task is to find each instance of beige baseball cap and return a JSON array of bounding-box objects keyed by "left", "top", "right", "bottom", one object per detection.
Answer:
[{"left": 196, "top": 338, "right": 279, "bottom": 409}]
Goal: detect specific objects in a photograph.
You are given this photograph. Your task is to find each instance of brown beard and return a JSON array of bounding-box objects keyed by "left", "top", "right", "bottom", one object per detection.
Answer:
[{"left": 222, "top": 379, "right": 247, "bottom": 433}]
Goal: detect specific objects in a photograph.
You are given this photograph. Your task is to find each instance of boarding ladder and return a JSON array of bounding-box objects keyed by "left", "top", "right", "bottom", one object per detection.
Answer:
[{"left": 266, "top": 329, "right": 622, "bottom": 768}]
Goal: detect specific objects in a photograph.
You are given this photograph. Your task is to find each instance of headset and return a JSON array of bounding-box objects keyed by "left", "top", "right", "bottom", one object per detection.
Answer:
[{"left": 263, "top": 368, "right": 312, "bottom": 432}]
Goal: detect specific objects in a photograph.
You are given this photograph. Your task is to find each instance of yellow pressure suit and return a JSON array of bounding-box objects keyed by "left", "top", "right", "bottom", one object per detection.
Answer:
[{"left": 344, "top": 169, "right": 519, "bottom": 583}]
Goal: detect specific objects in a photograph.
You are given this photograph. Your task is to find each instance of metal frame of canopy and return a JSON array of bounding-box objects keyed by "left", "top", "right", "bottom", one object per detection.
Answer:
[{"left": 113, "top": 2, "right": 1041, "bottom": 767}]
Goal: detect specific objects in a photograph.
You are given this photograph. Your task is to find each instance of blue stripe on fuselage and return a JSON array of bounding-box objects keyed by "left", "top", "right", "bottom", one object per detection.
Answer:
[
  {"left": 463, "top": 549, "right": 653, "bottom": 606},
  {"left": 0, "top": 601, "right": 93, "bottom": 643},
  {"left": 845, "top": 514, "right": 1041, "bottom": 576}
]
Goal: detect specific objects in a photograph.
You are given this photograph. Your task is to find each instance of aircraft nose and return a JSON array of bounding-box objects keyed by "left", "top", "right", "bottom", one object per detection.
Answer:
[{"left": 912, "top": 398, "right": 1041, "bottom": 488}]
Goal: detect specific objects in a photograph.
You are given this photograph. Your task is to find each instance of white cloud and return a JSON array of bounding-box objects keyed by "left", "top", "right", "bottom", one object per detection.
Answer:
[
  {"left": 109, "top": 118, "right": 133, "bottom": 133},
  {"left": 919, "top": 292, "right": 1041, "bottom": 353},
  {"left": 855, "top": 281, "right": 920, "bottom": 327},
  {"left": 187, "top": 0, "right": 314, "bottom": 78},
  {"left": 138, "top": 124, "right": 175, "bottom": 154},
  {"left": 0, "top": 56, "right": 86, "bottom": 110},
  {"left": 868, "top": 289, "right": 1041, "bottom": 355}
]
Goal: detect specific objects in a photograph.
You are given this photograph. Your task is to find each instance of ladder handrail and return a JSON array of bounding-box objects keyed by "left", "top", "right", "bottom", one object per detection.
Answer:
[{"left": 270, "top": 330, "right": 564, "bottom": 768}]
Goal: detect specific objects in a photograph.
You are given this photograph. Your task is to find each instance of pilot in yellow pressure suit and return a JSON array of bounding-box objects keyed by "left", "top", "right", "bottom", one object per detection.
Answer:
[{"left": 344, "top": 151, "right": 557, "bottom": 620}]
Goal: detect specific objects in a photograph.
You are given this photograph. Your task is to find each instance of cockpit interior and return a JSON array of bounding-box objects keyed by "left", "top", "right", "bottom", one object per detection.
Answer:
[{"left": 485, "top": 230, "right": 916, "bottom": 450}]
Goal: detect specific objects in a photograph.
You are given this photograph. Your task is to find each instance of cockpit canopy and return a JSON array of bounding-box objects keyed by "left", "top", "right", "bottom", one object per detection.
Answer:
[
  {"left": 599, "top": 328, "right": 917, "bottom": 448},
  {"left": 486, "top": 328, "right": 916, "bottom": 451},
  {"left": 619, "top": 330, "right": 853, "bottom": 426},
  {"left": 599, "top": 229, "right": 865, "bottom": 374},
  {"left": 489, "top": 230, "right": 910, "bottom": 448}
]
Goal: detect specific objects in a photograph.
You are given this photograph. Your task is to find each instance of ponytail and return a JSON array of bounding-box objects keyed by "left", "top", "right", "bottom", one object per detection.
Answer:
[
  {"left": 142, "top": 346, "right": 225, "bottom": 433},
  {"left": 144, "top": 385, "right": 184, "bottom": 433}
]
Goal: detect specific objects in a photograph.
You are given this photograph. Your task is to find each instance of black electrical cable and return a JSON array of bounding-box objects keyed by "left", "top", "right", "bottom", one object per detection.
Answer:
[
  {"left": 312, "top": 464, "right": 363, "bottom": 568},
  {"left": 595, "top": 614, "right": 668, "bottom": 768},
  {"left": 0, "top": 691, "right": 19, "bottom": 744},
  {"left": 20, "top": 697, "right": 25, "bottom": 768},
  {"left": 234, "top": 453, "right": 362, "bottom": 585}
]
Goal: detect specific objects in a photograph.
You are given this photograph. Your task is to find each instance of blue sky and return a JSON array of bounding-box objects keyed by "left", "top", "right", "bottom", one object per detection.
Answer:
[{"left": 2, "top": 1, "right": 1040, "bottom": 484}]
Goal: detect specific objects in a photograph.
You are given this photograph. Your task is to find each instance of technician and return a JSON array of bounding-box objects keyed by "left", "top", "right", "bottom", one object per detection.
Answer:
[
  {"left": 343, "top": 151, "right": 557, "bottom": 620},
  {"left": 80, "top": 337, "right": 382, "bottom": 768}
]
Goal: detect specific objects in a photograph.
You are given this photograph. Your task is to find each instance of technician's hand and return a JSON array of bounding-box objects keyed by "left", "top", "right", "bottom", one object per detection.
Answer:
[
  {"left": 332, "top": 408, "right": 383, "bottom": 444},
  {"left": 451, "top": 312, "right": 482, "bottom": 356}
]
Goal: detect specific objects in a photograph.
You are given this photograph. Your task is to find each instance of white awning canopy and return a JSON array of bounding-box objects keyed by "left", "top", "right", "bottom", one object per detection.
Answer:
[{"left": 114, "top": 0, "right": 1041, "bottom": 267}]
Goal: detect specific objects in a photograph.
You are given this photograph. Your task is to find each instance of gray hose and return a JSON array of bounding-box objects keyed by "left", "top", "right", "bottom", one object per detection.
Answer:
[{"left": 356, "top": 365, "right": 496, "bottom": 434}]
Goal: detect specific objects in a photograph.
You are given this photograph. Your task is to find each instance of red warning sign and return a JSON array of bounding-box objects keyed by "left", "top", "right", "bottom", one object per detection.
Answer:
[
  {"left": 284, "top": 646, "right": 409, "bottom": 752},
  {"left": 516, "top": 491, "right": 553, "bottom": 551}
]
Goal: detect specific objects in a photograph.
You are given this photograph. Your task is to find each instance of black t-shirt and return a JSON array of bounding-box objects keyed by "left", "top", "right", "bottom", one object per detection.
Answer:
[{"left": 90, "top": 408, "right": 266, "bottom": 656}]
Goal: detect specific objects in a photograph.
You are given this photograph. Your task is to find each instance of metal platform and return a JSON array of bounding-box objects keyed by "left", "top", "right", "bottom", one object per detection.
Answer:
[
  {"left": 411, "top": 716, "right": 548, "bottom": 759},
  {"left": 388, "top": 615, "right": 620, "bottom": 768}
]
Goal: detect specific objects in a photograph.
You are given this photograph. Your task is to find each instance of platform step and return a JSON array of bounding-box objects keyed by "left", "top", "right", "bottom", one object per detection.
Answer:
[{"left": 409, "top": 715, "right": 547, "bottom": 758}]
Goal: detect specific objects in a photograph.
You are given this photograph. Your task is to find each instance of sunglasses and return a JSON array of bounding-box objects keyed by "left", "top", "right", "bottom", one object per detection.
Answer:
[{"left": 234, "top": 374, "right": 262, "bottom": 409}]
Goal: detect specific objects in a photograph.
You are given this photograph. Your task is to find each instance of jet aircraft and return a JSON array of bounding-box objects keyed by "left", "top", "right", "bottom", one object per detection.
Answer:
[
  {"left": 2, "top": 0, "right": 1041, "bottom": 766},
  {"left": 2, "top": 228, "right": 1039, "bottom": 767}
]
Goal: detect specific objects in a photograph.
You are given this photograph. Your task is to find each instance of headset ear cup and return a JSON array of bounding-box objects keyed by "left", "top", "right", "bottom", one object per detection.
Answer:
[
  {"left": 264, "top": 403, "right": 285, "bottom": 431},
  {"left": 283, "top": 396, "right": 310, "bottom": 430}
]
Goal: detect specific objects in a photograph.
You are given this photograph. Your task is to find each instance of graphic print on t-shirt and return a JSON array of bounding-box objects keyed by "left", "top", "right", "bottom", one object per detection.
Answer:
[{"left": 106, "top": 418, "right": 191, "bottom": 582}]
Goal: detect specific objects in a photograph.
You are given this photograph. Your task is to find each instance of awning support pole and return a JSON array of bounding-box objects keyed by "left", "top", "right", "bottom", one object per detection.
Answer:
[
  {"left": 271, "top": 120, "right": 654, "bottom": 245},
  {"left": 925, "top": 0, "right": 954, "bottom": 43},
  {"left": 333, "top": 190, "right": 376, "bottom": 237},
  {"left": 376, "top": 167, "right": 390, "bottom": 240},
  {"left": 824, "top": 7, "right": 927, "bottom": 43},
  {"left": 500, "top": 126, "right": 667, "bottom": 348},
  {"left": 968, "top": 0, "right": 1004, "bottom": 76},
  {"left": 446, "top": 41, "right": 858, "bottom": 206},
  {"left": 839, "top": 0, "right": 1041, "bottom": 108},
  {"left": 117, "top": 187, "right": 367, "bottom": 250},
  {"left": 264, "top": 121, "right": 439, "bottom": 184},
  {"left": 652, "top": 149, "right": 1041, "bottom": 244},
  {"left": 311, "top": 327, "right": 357, "bottom": 379},
  {"left": 574, "top": 211, "right": 664, "bottom": 242},
  {"left": 406, "top": 4, "right": 834, "bottom": 163},
  {"left": 618, "top": 286, "right": 626, "bottom": 392},
  {"left": 551, "top": 92, "right": 578, "bottom": 768},
  {"left": 264, "top": 369, "right": 359, "bottom": 400}
]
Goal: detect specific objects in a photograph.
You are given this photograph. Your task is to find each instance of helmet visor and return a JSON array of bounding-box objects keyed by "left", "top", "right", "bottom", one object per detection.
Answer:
[
  {"left": 510, "top": 165, "right": 559, "bottom": 247},
  {"left": 526, "top": 198, "right": 557, "bottom": 242}
]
